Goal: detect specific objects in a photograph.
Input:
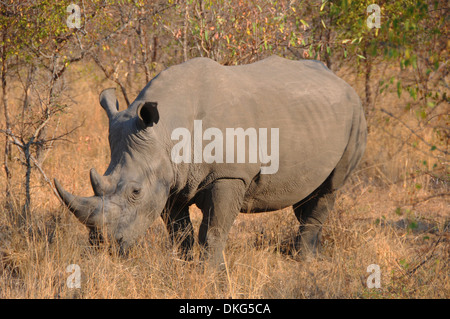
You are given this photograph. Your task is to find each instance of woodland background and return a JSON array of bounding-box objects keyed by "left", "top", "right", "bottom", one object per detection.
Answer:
[{"left": 0, "top": 0, "right": 448, "bottom": 298}]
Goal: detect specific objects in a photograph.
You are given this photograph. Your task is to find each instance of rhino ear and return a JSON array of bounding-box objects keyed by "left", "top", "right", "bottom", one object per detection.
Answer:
[
  {"left": 99, "top": 88, "right": 119, "bottom": 120},
  {"left": 137, "top": 102, "right": 159, "bottom": 127}
]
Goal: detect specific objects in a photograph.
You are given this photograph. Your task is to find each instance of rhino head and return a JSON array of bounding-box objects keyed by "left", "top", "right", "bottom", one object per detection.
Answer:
[{"left": 54, "top": 88, "right": 174, "bottom": 254}]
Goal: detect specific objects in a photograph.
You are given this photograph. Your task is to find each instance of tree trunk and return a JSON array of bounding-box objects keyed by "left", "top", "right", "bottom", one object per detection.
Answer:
[
  {"left": 183, "top": 0, "right": 189, "bottom": 62},
  {"left": 1, "top": 31, "right": 13, "bottom": 215},
  {"left": 22, "top": 143, "right": 32, "bottom": 226},
  {"left": 363, "top": 48, "right": 372, "bottom": 109}
]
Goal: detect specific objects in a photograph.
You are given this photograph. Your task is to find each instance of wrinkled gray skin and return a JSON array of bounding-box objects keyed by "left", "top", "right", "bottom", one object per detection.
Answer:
[{"left": 55, "top": 56, "right": 367, "bottom": 265}]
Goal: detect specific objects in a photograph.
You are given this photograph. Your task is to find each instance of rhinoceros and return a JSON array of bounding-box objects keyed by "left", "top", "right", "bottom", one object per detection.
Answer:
[{"left": 55, "top": 56, "right": 367, "bottom": 264}]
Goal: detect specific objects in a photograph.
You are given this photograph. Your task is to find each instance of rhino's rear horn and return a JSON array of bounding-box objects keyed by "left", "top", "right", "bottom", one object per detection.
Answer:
[{"left": 90, "top": 168, "right": 115, "bottom": 196}]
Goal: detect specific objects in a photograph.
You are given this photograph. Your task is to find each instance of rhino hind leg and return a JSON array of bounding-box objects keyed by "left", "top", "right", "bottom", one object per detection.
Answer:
[
  {"left": 294, "top": 101, "right": 366, "bottom": 256},
  {"left": 293, "top": 172, "right": 335, "bottom": 256}
]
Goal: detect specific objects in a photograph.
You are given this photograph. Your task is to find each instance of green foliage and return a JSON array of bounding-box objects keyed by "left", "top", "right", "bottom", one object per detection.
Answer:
[
  {"left": 322, "top": 0, "right": 448, "bottom": 174},
  {"left": 173, "top": 0, "right": 305, "bottom": 64}
]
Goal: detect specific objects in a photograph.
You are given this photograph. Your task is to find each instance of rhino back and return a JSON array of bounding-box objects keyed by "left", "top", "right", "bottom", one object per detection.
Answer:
[{"left": 135, "top": 56, "right": 360, "bottom": 211}]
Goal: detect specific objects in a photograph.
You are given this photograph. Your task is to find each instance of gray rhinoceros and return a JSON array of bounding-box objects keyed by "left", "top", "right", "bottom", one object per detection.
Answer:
[{"left": 55, "top": 56, "right": 366, "bottom": 264}]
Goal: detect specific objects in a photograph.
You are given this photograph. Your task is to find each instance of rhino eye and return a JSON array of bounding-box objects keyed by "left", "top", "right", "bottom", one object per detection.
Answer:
[{"left": 131, "top": 187, "right": 141, "bottom": 197}]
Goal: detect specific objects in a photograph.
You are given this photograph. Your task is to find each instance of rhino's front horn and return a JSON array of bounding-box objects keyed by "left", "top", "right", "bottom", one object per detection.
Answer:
[
  {"left": 54, "top": 179, "right": 102, "bottom": 227},
  {"left": 90, "top": 168, "right": 115, "bottom": 196}
]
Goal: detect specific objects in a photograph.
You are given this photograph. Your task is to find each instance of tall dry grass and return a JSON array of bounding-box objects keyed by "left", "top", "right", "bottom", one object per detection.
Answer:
[{"left": 0, "top": 64, "right": 448, "bottom": 299}]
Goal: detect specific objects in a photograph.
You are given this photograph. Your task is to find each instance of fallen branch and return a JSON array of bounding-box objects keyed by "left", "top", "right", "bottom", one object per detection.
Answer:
[
  {"left": 399, "top": 233, "right": 446, "bottom": 279},
  {"left": 409, "top": 193, "right": 450, "bottom": 208}
]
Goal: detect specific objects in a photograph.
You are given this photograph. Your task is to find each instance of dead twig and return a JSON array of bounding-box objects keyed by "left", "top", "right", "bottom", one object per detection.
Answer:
[{"left": 398, "top": 233, "right": 446, "bottom": 279}]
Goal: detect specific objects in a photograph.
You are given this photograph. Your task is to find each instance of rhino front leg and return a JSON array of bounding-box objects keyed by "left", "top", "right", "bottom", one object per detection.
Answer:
[
  {"left": 197, "top": 179, "right": 246, "bottom": 267},
  {"left": 163, "top": 205, "right": 194, "bottom": 260}
]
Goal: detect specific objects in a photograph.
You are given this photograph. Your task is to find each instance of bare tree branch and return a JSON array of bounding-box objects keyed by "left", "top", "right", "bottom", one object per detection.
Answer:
[{"left": 379, "top": 108, "right": 449, "bottom": 155}]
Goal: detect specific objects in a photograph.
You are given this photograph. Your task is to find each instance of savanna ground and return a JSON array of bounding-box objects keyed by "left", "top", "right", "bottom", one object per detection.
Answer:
[{"left": 0, "top": 1, "right": 448, "bottom": 299}]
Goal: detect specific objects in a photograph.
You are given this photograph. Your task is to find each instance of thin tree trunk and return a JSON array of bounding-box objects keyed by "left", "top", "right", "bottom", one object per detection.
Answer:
[
  {"left": 137, "top": 20, "right": 151, "bottom": 83},
  {"left": 22, "top": 142, "right": 32, "bottom": 225},
  {"left": 324, "top": 3, "right": 333, "bottom": 70},
  {"left": 183, "top": 1, "right": 189, "bottom": 62},
  {"left": 363, "top": 48, "right": 372, "bottom": 109},
  {"left": 1, "top": 30, "right": 13, "bottom": 214},
  {"left": 151, "top": 36, "right": 158, "bottom": 65}
]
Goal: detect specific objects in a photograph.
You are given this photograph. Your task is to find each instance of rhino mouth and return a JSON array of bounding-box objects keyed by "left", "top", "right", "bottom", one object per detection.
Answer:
[{"left": 88, "top": 227, "right": 131, "bottom": 257}]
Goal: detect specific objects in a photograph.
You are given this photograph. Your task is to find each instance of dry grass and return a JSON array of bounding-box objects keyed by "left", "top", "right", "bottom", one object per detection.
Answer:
[{"left": 0, "top": 65, "right": 448, "bottom": 299}]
